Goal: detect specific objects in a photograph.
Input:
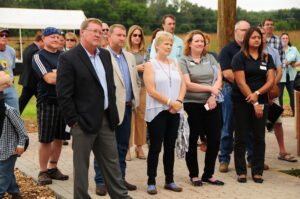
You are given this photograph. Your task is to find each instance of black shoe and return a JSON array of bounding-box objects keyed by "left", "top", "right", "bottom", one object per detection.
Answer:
[
  {"left": 190, "top": 178, "right": 203, "bottom": 186},
  {"left": 96, "top": 185, "right": 107, "bottom": 196},
  {"left": 62, "top": 140, "right": 69, "bottom": 145},
  {"left": 124, "top": 180, "right": 137, "bottom": 191},
  {"left": 202, "top": 178, "right": 224, "bottom": 185},
  {"left": 252, "top": 176, "right": 264, "bottom": 183},
  {"left": 237, "top": 176, "right": 247, "bottom": 183}
]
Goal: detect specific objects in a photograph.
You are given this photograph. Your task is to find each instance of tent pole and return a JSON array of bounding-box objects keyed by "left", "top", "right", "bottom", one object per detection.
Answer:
[{"left": 19, "top": 28, "right": 23, "bottom": 63}]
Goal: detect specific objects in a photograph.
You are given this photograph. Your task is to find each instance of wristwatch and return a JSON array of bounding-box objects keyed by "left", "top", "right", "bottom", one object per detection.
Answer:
[{"left": 254, "top": 91, "right": 260, "bottom": 96}]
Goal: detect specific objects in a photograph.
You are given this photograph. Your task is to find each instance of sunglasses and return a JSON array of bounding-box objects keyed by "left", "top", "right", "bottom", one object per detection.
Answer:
[
  {"left": 0, "top": 34, "right": 8, "bottom": 38},
  {"left": 66, "top": 39, "right": 75, "bottom": 42},
  {"left": 132, "top": 34, "right": 142, "bottom": 38},
  {"left": 102, "top": 29, "right": 109, "bottom": 32}
]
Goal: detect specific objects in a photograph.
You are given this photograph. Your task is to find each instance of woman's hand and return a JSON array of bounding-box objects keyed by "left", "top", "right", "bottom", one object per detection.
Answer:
[
  {"left": 210, "top": 85, "right": 221, "bottom": 96},
  {"left": 169, "top": 100, "right": 182, "bottom": 113},
  {"left": 136, "top": 64, "right": 145, "bottom": 72},
  {"left": 206, "top": 96, "right": 217, "bottom": 110},
  {"left": 246, "top": 93, "right": 258, "bottom": 104},
  {"left": 254, "top": 104, "right": 264, "bottom": 118}
]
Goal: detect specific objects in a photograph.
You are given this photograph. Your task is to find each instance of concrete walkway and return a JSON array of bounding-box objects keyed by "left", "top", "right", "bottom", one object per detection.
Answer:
[{"left": 16, "top": 117, "right": 300, "bottom": 199}]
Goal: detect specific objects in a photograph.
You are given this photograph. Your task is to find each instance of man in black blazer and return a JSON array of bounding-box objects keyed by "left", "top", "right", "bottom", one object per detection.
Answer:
[
  {"left": 18, "top": 33, "right": 44, "bottom": 113},
  {"left": 57, "top": 18, "right": 132, "bottom": 199}
]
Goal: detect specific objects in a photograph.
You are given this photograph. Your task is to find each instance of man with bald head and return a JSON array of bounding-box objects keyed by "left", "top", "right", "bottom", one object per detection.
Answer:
[{"left": 218, "top": 20, "right": 251, "bottom": 173}]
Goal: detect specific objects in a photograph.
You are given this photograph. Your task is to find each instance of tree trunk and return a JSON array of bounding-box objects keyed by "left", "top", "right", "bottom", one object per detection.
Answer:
[{"left": 217, "top": 0, "right": 237, "bottom": 52}]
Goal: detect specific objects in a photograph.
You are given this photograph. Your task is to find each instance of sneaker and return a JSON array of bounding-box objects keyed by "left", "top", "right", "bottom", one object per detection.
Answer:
[
  {"left": 48, "top": 168, "right": 69, "bottom": 180},
  {"left": 96, "top": 185, "right": 107, "bottom": 196},
  {"left": 38, "top": 171, "right": 52, "bottom": 185},
  {"left": 219, "top": 162, "right": 229, "bottom": 173}
]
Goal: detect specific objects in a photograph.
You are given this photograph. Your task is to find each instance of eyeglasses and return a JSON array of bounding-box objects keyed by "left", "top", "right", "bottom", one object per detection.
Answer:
[
  {"left": 132, "top": 34, "right": 142, "bottom": 38},
  {"left": 0, "top": 33, "right": 8, "bottom": 38},
  {"left": 85, "top": 29, "right": 102, "bottom": 35},
  {"left": 66, "top": 39, "right": 75, "bottom": 42},
  {"left": 102, "top": 29, "right": 109, "bottom": 32}
]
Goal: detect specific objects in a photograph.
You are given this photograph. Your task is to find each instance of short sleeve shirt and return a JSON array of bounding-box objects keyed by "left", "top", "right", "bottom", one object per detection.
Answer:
[
  {"left": 32, "top": 49, "right": 62, "bottom": 104},
  {"left": 180, "top": 54, "right": 218, "bottom": 103},
  {"left": 218, "top": 40, "right": 241, "bottom": 83},
  {"left": 231, "top": 52, "right": 275, "bottom": 103},
  {"left": 0, "top": 45, "right": 16, "bottom": 79}
]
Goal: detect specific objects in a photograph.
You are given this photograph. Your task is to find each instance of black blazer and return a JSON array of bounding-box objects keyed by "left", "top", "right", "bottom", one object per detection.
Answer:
[
  {"left": 18, "top": 43, "right": 39, "bottom": 88},
  {"left": 56, "top": 44, "right": 119, "bottom": 134}
]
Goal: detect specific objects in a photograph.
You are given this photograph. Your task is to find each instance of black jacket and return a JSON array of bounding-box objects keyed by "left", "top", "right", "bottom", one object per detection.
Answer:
[{"left": 56, "top": 44, "right": 119, "bottom": 134}]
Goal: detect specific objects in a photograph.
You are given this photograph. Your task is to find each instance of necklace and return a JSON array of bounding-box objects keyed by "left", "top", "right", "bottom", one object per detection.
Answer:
[{"left": 156, "top": 59, "right": 172, "bottom": 87}]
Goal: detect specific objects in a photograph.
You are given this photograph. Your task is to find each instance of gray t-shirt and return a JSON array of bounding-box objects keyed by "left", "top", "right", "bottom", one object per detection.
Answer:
[
  {"left": 179, "top": 54, "right": 218, "bottom": 103},
  {"left": 132, "top": 51, "right": 149, "bottom": 87},
  {"left": 0, "top": 45, "right": 16, "bottom": 79}
]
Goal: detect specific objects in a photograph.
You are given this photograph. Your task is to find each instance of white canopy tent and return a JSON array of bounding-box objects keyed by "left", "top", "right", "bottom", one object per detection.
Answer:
[{"left": 0, "top": 8, "right": 86, "bottom": 62}]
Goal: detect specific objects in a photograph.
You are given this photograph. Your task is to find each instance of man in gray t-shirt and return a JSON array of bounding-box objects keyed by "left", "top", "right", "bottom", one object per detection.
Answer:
[{"left": 0, "top": 28, "right": 19, "bottom": 111}]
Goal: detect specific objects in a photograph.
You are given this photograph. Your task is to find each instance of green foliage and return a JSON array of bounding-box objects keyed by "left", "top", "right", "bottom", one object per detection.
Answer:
[{"left": 0, "top": 0, "right": 299, "bottom": 34}]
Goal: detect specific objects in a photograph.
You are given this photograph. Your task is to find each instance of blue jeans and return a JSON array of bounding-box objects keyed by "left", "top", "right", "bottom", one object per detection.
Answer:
[
  {"left": 0, "top": 155, "right": 20, "bottom": 197},
  {"left": 94, "top": 105, "right": 132, "bottom": 186},
  {"left": 219, "top": 84, "right": 253, "bottom": 163},
  {"left": 3, "top": 86, "right": 19, "bottom": 111}
]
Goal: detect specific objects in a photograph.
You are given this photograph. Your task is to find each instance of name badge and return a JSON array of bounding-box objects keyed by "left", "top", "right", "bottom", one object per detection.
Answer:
[{"left": 260, "top": 65, "right": 267, "bottom": 70}]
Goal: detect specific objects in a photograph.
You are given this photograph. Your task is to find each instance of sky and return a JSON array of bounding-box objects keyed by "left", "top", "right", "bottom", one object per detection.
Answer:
[{"left": 188, "top": 0, "right": 300, "bottom": 11}]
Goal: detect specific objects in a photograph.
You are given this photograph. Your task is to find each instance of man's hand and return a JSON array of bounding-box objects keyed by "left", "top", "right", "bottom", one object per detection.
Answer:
[{"left": 14, "top": 147, "right": 25, "bottom": 156}]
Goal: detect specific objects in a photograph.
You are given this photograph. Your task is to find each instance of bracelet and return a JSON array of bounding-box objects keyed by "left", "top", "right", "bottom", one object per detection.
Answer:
[
  {"left": 176, "top": 99, "right": 183, "bottom": 104},
  {"left": 253, "top": 102, "right": 259, "bottom": 106},
  {"left": 167, "top": 98, "right": 171, "bottom": 106},
  {"left": 254, "top": 91, "right": 260, "bottom": 96}
]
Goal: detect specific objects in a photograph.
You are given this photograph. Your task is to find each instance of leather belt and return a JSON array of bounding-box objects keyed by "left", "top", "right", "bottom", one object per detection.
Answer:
[{"left": 126, "top": 101, "right": 132, "bottom": 106}]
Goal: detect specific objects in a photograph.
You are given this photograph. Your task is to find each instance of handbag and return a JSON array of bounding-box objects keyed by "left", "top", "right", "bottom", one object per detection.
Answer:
[
  {"left": 268, "top": 84, "right": 280, "bottom": 99},
  {"left": 294, "top": 71, "right": 300, "bottom": 92}
]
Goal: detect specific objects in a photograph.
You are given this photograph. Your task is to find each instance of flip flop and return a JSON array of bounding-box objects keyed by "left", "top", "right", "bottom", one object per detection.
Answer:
[{"left": 278, "top": 153, "right": 298, "bottom": 162}]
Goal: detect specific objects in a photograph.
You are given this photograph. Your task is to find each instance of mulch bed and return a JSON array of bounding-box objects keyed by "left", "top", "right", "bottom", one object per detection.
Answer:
[{"left": 3, "top": 169, "right": 55, "bottom": 199}]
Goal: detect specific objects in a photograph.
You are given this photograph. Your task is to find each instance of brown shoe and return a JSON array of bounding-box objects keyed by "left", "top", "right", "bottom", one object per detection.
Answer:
[
  {"left": 247, "top": 162, "right": 269, "bottom": 170},
  {"left": 96, "top": 185, "right": 107, "bottom": 196},
  {"left": 11, "top": 194, "right": 23, "bottom": 199},
  {"left": 48, "top": 168, "right": 69, "bottom": 180},
  {"left": 124, "top": 180, "right": 137, "bottom": 191},
  {"left": 164, "top": 183, "right": 182, "bottom": 192},
  {"left": 219, "top": 162, "right": 229, "bottom": 173},
  {"left": 38, "top": 171, "right": 52, "bottom": 185}
]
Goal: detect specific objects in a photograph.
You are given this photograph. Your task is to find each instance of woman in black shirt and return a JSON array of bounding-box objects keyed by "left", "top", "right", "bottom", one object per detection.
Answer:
[{"left": 231, "top": 27, "right": 275, "bottom": 183}]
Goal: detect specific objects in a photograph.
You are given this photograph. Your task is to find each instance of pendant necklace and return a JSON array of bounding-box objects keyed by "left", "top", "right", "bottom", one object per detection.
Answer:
[{"left": 157, "top": 59, "right": 172, "bottom": 87}]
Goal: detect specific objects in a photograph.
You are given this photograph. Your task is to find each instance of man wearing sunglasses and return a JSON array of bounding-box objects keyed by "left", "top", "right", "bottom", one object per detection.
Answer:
[{"left": 0, "top": 28, "right": 19, "bottom": 111}]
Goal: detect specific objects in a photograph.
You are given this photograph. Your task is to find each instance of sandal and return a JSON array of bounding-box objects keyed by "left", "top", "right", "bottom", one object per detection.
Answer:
[{"left": 278, "top": 152, "right": 298, "bottom": 162}]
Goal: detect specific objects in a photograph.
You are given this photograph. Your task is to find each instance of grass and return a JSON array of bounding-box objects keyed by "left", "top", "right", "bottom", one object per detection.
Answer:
[{"left": 280, "top": 168, "right": 300, "bottom": 178}]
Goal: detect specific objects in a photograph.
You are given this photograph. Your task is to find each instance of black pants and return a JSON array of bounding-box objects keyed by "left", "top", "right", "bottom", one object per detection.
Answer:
[
  {"left": 147, "top": 110, "right": 179, "bottom": 185},
  {"left": 184, "top": 103, "right": 222, "bottom": 180},
  {"left": 19, "top": 86, "right": 37, "bottom": 114},
  {"left": 233, "top": 102, "right": 268, "bottom": 176}
]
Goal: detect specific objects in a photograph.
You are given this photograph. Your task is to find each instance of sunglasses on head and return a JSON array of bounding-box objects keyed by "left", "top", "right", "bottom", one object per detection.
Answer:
[
  {"left": 132, "top": 34, "right": 142, "bottom": 38},
  {"left": 0, "top": 33, "right": 8, "bottom": 38},
  {"left": 102, "top": 29, "right": 109, "bottom": 32},
  {"left": 66, "top": 39, "right": 75, "bottom": 42}
]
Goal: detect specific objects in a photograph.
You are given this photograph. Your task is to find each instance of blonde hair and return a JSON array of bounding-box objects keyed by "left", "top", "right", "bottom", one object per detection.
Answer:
[
  {"left": 154, "top": 31, "right": 173, "bottom": 49},
  {"left": 109, "top": 24, "right": 126, "bottom": 34},
  {"left": 183, "top": 30, "right": 207, "bottom": 56},
  {"left": 126, "top": 25, "right": 147, "bottom": 55},
  {"left": 80, "top": 18, "right": 102, "bottom": 30},
  {"left": 65, "top": 32, "right": 78, "bottom": 43}
]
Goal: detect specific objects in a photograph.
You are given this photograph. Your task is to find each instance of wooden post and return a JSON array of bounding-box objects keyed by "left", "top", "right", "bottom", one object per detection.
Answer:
[
  {"left": 217, "top": 0, "right": 237, "bottom": 52},
  {"left": 295, "top": 90, "right": 300, "bottom": 156}
]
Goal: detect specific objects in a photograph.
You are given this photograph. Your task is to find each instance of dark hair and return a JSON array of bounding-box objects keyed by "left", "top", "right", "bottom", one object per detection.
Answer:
[
  {"left": 34, "top": 32, "right": 43, "bottom": 42},
  {"left": 241, "top": 27, "right": 267, "bottom": 62},
  {"left": 280, "top": 32, "right": 292, "bottom": 46},
  {"left": 262, "top": 18, "right": 274, "bottom": 26},
  {"left": 162, "top": 14, "right": 176, "bottom": 24}
]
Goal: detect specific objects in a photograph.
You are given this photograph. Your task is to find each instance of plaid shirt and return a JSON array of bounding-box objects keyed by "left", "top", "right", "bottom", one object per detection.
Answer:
[
  {"left": 0, "top": 104, "right": 28, "bottom": 160},
  {"left": 266, "top": 35, "right": 285, "bottom": 66}
]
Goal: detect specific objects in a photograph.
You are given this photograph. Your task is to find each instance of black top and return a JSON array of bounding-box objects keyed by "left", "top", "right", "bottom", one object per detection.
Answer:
[
  {"left": 218, "top": 40, "right": 241, "bottom": 83},
  {"left": 32, "top": 49, "right": 62, "bottom": 104},
  {"left": 231, "top": 51, "right": 275, "bottom": 103}
]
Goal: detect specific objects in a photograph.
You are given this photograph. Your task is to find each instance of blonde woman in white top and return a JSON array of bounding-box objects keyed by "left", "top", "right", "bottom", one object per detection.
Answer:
[{"left": 143, "top": 31, "right": 186, "bottom": 195}]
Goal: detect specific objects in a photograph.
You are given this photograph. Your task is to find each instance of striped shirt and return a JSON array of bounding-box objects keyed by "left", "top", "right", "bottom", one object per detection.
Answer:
[
  {"left": 0, "top": 104, "right": 28, "bottom": 160},
  {"left": 266, "top": 35, "right": 285, "bottom": 66}
]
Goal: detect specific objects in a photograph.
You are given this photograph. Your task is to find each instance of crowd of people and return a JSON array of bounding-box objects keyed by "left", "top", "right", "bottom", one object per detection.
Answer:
[{"left": 0, "top": 14, "right": 299, "bottom": 199}]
